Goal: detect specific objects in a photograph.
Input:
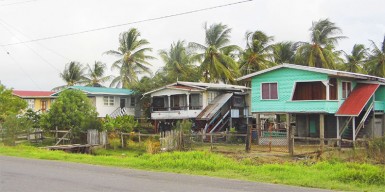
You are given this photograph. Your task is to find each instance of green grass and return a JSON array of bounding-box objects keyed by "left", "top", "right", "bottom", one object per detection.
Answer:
[{"left": 1, "top": 145, "right": 385, "bottom": 191}]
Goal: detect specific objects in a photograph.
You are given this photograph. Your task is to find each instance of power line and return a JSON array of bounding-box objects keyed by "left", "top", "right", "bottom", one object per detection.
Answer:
[
  {"left": 0, "top": 46, "right": 42, "bottom": 90},
  {"left": 0, "top": 0, "right": 37, "bottom": 7},
  {"left": 0, "top": 19, "right": 61, "bottom": 72},
  {"left": 0, "top": 0, "right": 253, "bottom": 47}
]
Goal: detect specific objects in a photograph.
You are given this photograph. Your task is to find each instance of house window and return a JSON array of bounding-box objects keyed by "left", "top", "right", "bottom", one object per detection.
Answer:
[
  {"left": 130, "top": 97, "right": 135, "bottom": 107},
  {"left": 103, "top": 96, "right": 114, "bottom": 106},
  {"left": 208, "top": 91, "right": 219, "bottom": 103},
  {"left": 292, "top": 81, "right": 326, "bottom": 100},
  {"left": 261, "top": 83, "right": 278, "bottom": 100},
  {"left": 342, "top": 81, "right": 352, "bottom": 99},
  {"left": 189, "top": 94, "right": 202, "bottom": 110},
  {"left": 26, "top": 99, "right": 35, "bottom": 110},
  {"left": 41, "top": 100, "right": 47, "bottom": 112}
]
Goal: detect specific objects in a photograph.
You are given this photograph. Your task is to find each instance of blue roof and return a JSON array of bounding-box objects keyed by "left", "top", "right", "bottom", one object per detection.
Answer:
[{"left": 53, "top": 86, "right": 135, "bottom": 96}]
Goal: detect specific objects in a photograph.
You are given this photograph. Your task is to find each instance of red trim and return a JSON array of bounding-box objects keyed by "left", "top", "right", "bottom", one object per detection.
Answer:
[{"left": 336, "top": 84, "right": 379, "bottom": 116}]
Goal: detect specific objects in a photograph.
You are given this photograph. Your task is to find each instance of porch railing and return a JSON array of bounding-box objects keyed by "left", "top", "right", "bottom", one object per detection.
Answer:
[{"left": 152, "top": 105, "right": 203, "bottom": 112}]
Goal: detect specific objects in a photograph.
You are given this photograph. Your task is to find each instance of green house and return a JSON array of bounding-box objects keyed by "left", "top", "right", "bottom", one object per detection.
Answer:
[{"left": 238, "top": 64, "right": 385, "bottom": 141}]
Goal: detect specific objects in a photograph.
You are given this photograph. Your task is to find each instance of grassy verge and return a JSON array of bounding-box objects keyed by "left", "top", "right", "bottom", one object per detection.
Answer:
[{"left": 0, "top": 145, "right": 384, "bottom": 191}]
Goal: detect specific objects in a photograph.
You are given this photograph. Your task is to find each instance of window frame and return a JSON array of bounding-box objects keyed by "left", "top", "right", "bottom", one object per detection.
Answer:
[
  {"left": 103, "top": 96, "right": 115, "bottom": 106},
  {"left": 130, "top": 96, "right": 135, "bottom": 107},
  {"left": 341, "top": 81, "right": 352, "bottom": 99},
  {"left": 260, "top": 82, "right": 278, "bottom": 100}
]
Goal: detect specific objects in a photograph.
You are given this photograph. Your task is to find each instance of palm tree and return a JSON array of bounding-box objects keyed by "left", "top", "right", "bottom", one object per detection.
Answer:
[
  {"left": 239, "top": 31, "right": 274, "bottom": 75},
  {"left": 83, "top": 61, "right": 111, "bottom": 87},
  {"left": 365, "top": 36, "right": 385, "bottom": 77},
  {"left": 159, "top": 40, "right": 192, "bottom": 77},
  {"left": 272, "top": 41, "right": 297, "bottom": 64},
  {"left": 343, "top": 44, "right": 367, "bottom": 73},
  {"left": 295, "top": 19, "right": 346, "bottom": 69},
  {"left": 189, "top": 22, "right": 240, "bottom": 83},
  {"left": 60, "top": 61, "right": 85, "bottom": 86},
  {"left": 105, "top": 28, "right": 154, "bottom": 88}
]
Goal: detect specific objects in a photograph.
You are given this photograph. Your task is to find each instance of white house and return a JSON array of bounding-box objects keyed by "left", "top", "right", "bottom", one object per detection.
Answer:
[
  {"left": 143, "top": 81, "right": 250, "bottom": 133},
  {"left": 53, "top": 86, "right": 140, "bottom": 118}
]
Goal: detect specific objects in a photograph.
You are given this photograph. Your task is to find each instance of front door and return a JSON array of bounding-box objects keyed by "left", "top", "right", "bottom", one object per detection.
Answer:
[{"left": 120, "top": 98, "right": 126, "bottom": 108}]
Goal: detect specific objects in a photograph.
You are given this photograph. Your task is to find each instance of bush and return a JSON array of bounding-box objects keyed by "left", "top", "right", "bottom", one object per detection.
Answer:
[
  {"left": 367, "top": 137, "right": 385, "bottom": 163},
  {"left": 109, "top": 138, "right": 120, "bottom": 150},
  {"left": 146, "top": 137, "right": 160, "bottom": 154},
  {"left": 1, "top": 113, "right": 32, "bottom": 146}
]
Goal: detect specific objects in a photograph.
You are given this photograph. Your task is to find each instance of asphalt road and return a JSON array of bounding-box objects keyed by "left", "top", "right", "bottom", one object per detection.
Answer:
[{"left": 0, "top": 156, "right": 332, "bottom": 192}]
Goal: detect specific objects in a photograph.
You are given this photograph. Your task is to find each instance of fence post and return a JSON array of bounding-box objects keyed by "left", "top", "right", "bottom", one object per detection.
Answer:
[
  {"left": 138, "top": 132, "right": 141, "bottom": 143},
  {"left": 121, "top": 133, "right": 124, "bottom": 148},
  {"left": 245, "top": 125, "right": 251, "bottom": 152}
]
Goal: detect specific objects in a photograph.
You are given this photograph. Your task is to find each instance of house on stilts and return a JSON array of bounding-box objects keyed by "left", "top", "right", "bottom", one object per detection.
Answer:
[
  {"left": 237, "top": 63, "right": 385, "bottom": 146},
  {"left": 143, "top": 81, "right": 250, "bottom": 133}
]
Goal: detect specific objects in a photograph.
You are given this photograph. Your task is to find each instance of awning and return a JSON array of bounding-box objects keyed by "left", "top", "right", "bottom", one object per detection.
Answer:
[{"left": 336, "top": 84, "right": 379, "bottom": 116}]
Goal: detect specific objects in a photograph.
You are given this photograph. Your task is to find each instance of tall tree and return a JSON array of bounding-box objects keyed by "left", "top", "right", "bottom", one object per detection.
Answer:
[
  {"left": 239, "top": 31, "right": 274, "bottom": 75},
  {"left": 295, "top": 19, "right": 346, "bottom": 69},
  {"left": 343, "top": 44, "right": 367, "bottom": 73},
  {"left": 83, "top": 61, "right": 111, "bottom": 87},
  {"left": 272, "top": 41, "right": 297, "bottom": 64},
  {"left": 60, "top": 61, "right": 85, "bottom": 86},
  {"left": 159, "top": 40, "right": 193, "bottom": 79},
  {"left": 189, "top": 22, "right": 240, "bottom": 83},
  {"left": 105, "top": 28, "right": 154, "bottom": 88},
  {"left": 0, "top": 85, "right": 27, "bottom": 122},
  {"left": 366, "top": 36, "right": 385, "bottom": 77},
  {"left": 41, "top": 89, "right": 98, "bottom": 142}
]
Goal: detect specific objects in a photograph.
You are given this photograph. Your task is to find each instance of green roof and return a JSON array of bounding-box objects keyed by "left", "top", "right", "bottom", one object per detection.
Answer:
[{"left": 54, "top": 86, "right": 135, "bottom": 96}]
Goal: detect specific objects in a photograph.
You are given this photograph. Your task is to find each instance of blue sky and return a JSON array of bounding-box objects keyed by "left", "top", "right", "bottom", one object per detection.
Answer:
[{"left": 0, "top": 0, "right": 384, "bottom": 90}]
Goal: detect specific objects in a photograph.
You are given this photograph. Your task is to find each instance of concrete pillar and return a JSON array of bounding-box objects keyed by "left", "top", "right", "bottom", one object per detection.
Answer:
[
  {"left": 352, "top": 117, "right": 356, "bottom": 141},
  {"left": 256, "top": 113, "right": 260, "bottom": 145},
  {"left": 186, "top": 93, "right": 190, "bottom": 111},
  {"left": 287, "top": 113, "right": 294, "bottom": 155},
  {"left": 320, "top": 114, "right": 325, "bottom": 151},
  {"left": 167, "top": 95, "right": 171, "bottom": 111},
  {"left": 336, "top": 117, "right": 340, "bottom": 147}
]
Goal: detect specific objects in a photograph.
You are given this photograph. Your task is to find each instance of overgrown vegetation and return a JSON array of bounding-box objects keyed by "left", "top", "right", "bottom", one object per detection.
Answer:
[
  {"left": 40, "top": 89, "right": 98, "bottom": 142},
  {"left": 1, "top": 144, "right": 385, "bottom": 192}
]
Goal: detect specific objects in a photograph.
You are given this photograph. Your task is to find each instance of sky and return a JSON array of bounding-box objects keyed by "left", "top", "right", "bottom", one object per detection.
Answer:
[{"left": 0, "top": 0, "right": 384, "bottom": 90}]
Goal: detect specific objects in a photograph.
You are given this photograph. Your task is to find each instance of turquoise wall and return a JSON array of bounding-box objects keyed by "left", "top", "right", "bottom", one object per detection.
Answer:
[
  {"left": 250, "top": 68, "right": 342, "bottom": 113},
  {"left": 375, "top": 85, "right": 385, "bottom": 111}
]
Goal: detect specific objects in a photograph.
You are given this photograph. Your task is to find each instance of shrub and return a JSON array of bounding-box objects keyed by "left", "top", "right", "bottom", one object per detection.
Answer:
[
  {"left": 146, "top": 137, "right": 160, "bottom": 154},
  {"left": 367, "top": 137, "right": 385, "bottom": 163},
  {"left": 109, "top": 138, "right": 120, "bottom": 150},
  {"left": 1, "top": 113, "right": 32, "bottom": 146}
]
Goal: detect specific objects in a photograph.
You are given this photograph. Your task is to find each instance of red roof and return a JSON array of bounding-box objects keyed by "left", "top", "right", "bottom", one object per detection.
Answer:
[
  {"left": 336, "top": 84, "right": 379, "bottom": 116},
  {"left": 12, "top": 90, "right": 56, "bottom": 98}
]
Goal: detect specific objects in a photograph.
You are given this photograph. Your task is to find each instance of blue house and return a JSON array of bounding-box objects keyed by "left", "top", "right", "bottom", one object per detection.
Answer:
[{"left": 238, "top": 64, "right": 385, "bottom": 142}]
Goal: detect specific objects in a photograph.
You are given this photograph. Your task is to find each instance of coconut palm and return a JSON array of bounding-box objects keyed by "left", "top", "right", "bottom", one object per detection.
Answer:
[
  {"left": 60, "top": 61, "right": 85, "bottom": 86},
  {"left": 105, "top": 28, "right": 154, "bottom": 88},
  {"left": 272, "top": 41, "right": 297, "bottom": 64},
  {"left": 159, "top": 40, "right": 192, "bottom": 76},
  {"left": 239, "top": 31, "right": 274, "bottom": 75},
  {"left": 189, "top": 23, "right": 240, "bottom": 83},
  {"left": 83, "top": 61, "right": 111, "bottom": 87},
  {"left": 343, "top": 44, "right": 367, "bottom": 73},
  {"left": 366, "top": 36, "right": 385, "bottom": 77},
  {"left": 295, "top": 19, "right": 346, "bottom": 69}
]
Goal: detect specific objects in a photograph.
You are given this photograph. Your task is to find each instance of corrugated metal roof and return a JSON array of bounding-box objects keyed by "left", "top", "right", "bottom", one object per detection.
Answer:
[
  {"left": 237, "top": 63, "right": 385, "bottom": 82},
  {"left": 143, "top": 81, "right": 249, "bottom": 96},
  {"left": 13, "top": 90, "right": 56, "bottom": 98},
  {"left": 336, "top": 84, "right": 379, "bottom": 116},
  {"left": 52, "top": 86, "right": 134, "bottom": 96}
]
